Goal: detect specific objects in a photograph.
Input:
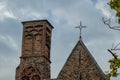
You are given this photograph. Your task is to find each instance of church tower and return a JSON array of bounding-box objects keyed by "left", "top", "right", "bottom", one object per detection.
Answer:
[{"left": 16, "top": 20, "right": 53, "bottom": 80}]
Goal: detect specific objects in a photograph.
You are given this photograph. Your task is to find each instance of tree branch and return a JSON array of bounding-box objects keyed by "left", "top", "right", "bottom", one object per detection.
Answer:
[
  {"left": 102, "top": 17, "right": 120, "bottom": 31},
  {"left": 108, "top": 49, "right": 118, "bottom": 59}
]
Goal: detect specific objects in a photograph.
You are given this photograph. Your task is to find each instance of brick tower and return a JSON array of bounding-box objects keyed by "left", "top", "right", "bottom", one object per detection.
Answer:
[{"left": 16, "top": 20, "right": 53, "bottom": 80}]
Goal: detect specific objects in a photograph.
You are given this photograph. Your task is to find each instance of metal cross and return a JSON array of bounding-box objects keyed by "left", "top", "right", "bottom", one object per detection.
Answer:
[{"left": 75, "top": 21, "right": 86, "bottom": 40}]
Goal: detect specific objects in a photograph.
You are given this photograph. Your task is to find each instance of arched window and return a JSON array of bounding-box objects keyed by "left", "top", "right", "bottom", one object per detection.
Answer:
[{"left": 32, "top": 75, "right": 40, "bottom": 80}]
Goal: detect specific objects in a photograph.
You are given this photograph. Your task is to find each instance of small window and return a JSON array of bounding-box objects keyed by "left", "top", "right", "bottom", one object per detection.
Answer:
[
  {"left": 30, "top": 29, "right": 38, "bottom": 33},
  {"left": 22, "top": 76, "right": 29, "bottom": 80},
  {"left": 25, "top": 26, "right": 33, "bottom": 29},
  {"left": 35, "top": 25, "right": 43, "bottom": 28},
  {"left": 25, "top": 34, "right": 33, "bottom": 39}
]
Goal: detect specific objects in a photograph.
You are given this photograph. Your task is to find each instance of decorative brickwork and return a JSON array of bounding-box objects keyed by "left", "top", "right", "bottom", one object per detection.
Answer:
[{"left": 16, "top": 20, "right": 53, "bottom": 80}]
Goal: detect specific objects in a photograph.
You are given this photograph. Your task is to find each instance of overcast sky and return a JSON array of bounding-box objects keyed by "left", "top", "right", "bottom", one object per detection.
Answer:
[{"left": 0, "top": 0, "right": 120, "bottom": 80}]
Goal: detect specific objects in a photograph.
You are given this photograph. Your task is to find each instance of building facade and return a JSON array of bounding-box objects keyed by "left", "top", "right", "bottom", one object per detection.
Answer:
[{"left": 16, "top": 20, "right": 109, "bottom": 80}]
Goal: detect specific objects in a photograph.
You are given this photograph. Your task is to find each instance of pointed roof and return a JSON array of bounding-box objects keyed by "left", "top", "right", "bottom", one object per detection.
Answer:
[{"left": 57, "top": 40, "right": 109, "bottom": 80}]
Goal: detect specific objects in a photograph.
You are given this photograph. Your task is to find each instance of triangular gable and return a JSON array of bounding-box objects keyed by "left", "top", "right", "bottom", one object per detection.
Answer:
[{"left": 57, "top": 40, "right": 109, "bottom": 80}]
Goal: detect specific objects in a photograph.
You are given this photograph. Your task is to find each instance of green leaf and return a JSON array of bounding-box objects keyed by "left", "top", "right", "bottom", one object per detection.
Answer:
[{"left": 109, "top": 0, "right": 120, "bottom": 23}]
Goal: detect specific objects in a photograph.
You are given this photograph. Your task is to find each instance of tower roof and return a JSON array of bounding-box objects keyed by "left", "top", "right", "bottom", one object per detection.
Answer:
[
  {"left": 57, "top": 40, "right": 109, "bottom": 80},
  {"left": 22, "top": 19, "right": 54, "bottom": 29}
]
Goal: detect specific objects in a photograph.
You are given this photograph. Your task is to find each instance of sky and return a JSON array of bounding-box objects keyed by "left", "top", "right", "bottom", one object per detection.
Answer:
[{"left": 0, "top": 0, "right": 120, "bottom": 80}]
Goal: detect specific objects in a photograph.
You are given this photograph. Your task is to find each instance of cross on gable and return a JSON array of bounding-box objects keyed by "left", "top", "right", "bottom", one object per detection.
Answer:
[{"left": 75, "top": 21, "right": 87, "bottom": 40}]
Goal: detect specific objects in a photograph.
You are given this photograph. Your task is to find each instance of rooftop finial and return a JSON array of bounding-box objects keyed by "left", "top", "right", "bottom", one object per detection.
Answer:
[{"left": 75, "top": 21, "right": 86, "bottom": 40}]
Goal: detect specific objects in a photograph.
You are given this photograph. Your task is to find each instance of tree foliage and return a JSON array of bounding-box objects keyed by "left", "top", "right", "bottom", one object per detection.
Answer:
[
  {"left": 109, "top": 0, "right": 120, "bottom": 23},
  {"left": 107, "top": 54, "right": 120, "bottom": 78},
  {"left": 106, "top": 49, "right": 120, "bottom": 78},
  {"left": 106, "top": 0, "right": 120, "bottom": 78}
]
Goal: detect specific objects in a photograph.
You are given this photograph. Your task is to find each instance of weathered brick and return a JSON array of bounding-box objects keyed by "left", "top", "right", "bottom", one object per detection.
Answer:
[
  {"left": 16, "top": 20, "right": 110, "bottom": 80},
  {"left": 57, "top": 40, "right": 110, "bottom": 80},
  {"left": 16, "top": 20, "right": 53, "bottom": 80}
]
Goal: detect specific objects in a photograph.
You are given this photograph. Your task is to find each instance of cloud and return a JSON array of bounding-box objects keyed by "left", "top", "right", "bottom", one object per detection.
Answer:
[
  {"left": 95, "top": 0, "right": 114, "bottom": 18},
  {"left": 0, "top": 35, "right": 18, "bottom": 51},
  {"left": 90, "top": 0, "right": 98, "bottom": 5},
  {"left": 0, "top": 54, "right": 19, "bottom": 80},
  {"left": 95, "top": 1, "right": 108, "bottom": 16},
  {"left": 0, "top": 1, "right": 16, "bottom": 21},
  {"left": 0, "top": 0, "right": 120, "bottom": 80},
  {"left": 0, "top": 0, "right": 49, "bottom": 21}
]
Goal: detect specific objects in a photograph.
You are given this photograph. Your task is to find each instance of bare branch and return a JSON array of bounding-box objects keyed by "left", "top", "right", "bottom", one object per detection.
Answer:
[
  {"left": 108, "top": 49, "right": 118, "bottom": 59},
  {"left": 111, "top": 42, "right": 120, "bottom": 50},
  {"left": 102, "top": 17, "right": 120, "bottom": 31},
  {"left": 111, "top": 42, "right": 115, "bottom": 49},
  {"left": 114, "top": 42, "right": 120, "bottom": 50},
  {"left": 111, "top": 49, "right": 120, "bottom": 50}
]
